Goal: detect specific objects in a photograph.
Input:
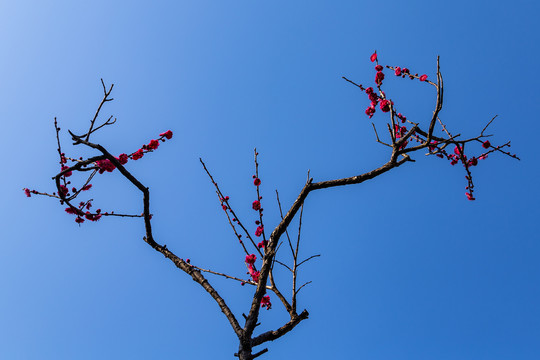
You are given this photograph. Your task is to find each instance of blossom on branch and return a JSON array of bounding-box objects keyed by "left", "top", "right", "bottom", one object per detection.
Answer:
[
  {"left": 261, "top": 295, "right": 272, "bottom": 310},
  {"left": 248, "top": 267, "right": 260, "bottom": 282},
  {"left": 118, "top": 153, "right": 128, "bottom": 165},
  {"left": 380, "top": 99, "right": 391, "bottom": 112},
  {"left": 375, "top": 71, "right": 385, "bottom": 85},
  {"left": 159, "top": 130, "right": 173, "bottom": 139},
  {"left": 147, "top": 139, "right": 160, "bottom": 150},
  {"left": 252, "top": 200, "right": 261, "bottom": 211},
  {"left": 132, "top": 149, "right": 144, "bottom": 160},
  {"left": 96, "top": 159, "right": 116, "bottom": 173},
  {"left": 245, "top": 254, "right": 256, "bottom": 265},
  {"left": 61, "top": 165, "right": 72, "bottom": 177},
  {"left": 59, "top": 185, "right": 69, "bottom": 197}
]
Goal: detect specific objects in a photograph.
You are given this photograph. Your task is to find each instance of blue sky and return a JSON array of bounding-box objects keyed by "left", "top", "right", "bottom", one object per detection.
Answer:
[{"left": 2, "top": 1, "right": 539, "bottom": 359}]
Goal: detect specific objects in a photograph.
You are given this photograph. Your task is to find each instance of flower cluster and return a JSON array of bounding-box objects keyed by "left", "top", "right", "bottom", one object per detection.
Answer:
[
  {"left": 245, "top": 252, "right": 260, "bottom": 283},
  {"left": 252, "top": 175, "right": 264, "bottom": 239},
  {"left": 63, "top": 130, "right": 173, "bottom": 222},
  {"left": 61, "top": 165, "right": 72, "bottom": 177},
  {"left": 252, "top": 200, "right": 261, "bottom": 211},
  {"left": 65, "top": 200, "right": 102, "bottom": 224},
  {"left": 380, "top": 99, "right": 391, "bottom": 113},
  {"left": 375, "top": 69, "right": 385, "bottom": 85},
  {"left": 255, "top": 225, "right": 264, "bottom": 237},
  {"left": 245, "top": 253, "right": 260, "bottom": 282},
  {"left": 96, "top": 159, "right": 116, "bottom": 174},
  {"left": 388, "top": 62, "right": 426, "bottom": 82},
  {"left": 132, "top": 149, "right": 144, "bottom": 160},
  {"left": 365, "top": 87, "right": 379, "bottom": 118},
  {"left": 95, "top": 130, "right": 173, "bottom": 173},
  {"left": 261, "top": 295, "right": 272, "bottom": 310},
  {"left": 220, "top": 196, "right": 230, "bottom": 211},
  {"left": 36, "top": 130, "right": 174, "bottom": 224},
  {"left": 424, "top": 140, "right": 502, "bottom": 200},
  {"left": 245, "top": 254, "right": 256, "bottom": 265},
  {"left": 362, "top": 52, "right": 429, "bottom": 121},
  {"left": 22, "top": 188, "right": 39, "bottom": 197},
  {"left": 362, "top": 52, "right": 518, "bottom": 200}
]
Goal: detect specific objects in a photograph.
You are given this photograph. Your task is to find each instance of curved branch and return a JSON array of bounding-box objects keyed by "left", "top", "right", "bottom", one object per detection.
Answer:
[
  {"left": 244, "top": 153, "right": 411, "bottom": 339},
  {"left": 64, "top": 136, "right": 244, "bottom": 339}
]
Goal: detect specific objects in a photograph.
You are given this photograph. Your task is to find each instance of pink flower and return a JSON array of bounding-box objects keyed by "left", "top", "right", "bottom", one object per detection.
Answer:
[
  {"left": 375, "top": 71, "right": 385, "bottom": 85},
  {"left": 394, "top": 67, "right": 402, "bottom": 76},
  {"left": 397, "top": 113, "right": 407, "bottom": 123},
  {"left": 59, "top": 185, "right": 69, "bottom": 197},
  {"left": 365, "top": 87, "right": 374, "bottom": 94},
  {"left": 96, "top": 159, "right": 116, "bottom": 173},
  {"left": 252, "top": 200, "right": 261, "bottom": 211},
  {"left": 251, "top": 270, "right": 260, "bottom": 283},
  {"left": 468, "top": 157, "right": 478, "bottom": 166},
  {"left": 23, "top": 188, "right": 31, "bottom": 197},
  {"left": 82, "top": 184, "right": 92, "bottom": 191},
  {"left": 159, "top": 130, "right": 173, "bottom": 140},
  {"left": 482, "top": 140, "right": 491, "bottom": 149},
  {"left": 222, "top": 204, "right": 227, "bottom": 211},
  {"left": 368, "top": 92, "right": 378, "bottom": 103},
  {"left": 253, "top": 178, "right": 261, "bottom": 186},
  {"left": 261, "top": 295, "right": 272, "bottom": 310},
  {"left": 365, "top": 106, "right": 376, "bottom": 118},
  {"left": 117, "top": 153, "right": 128, "bottom": 165},
  {"left": 258, "top": 240, "right": 267, "bottom": 248},
  {"left": 402, "top": 68, "right": 409, "bottom": 74},
  {"left": 454, "top": 145, "right": 463, "bottom": 156},
  {"left": 419, "top": 74, "right": 428, "bottom": 82},
  {"left": 132, "top": 149, "right": 144, "bottom": 160},
  {"left": 375, "top": 64, "right": 383, "bottom": 71},
  {"left": 147, "top": 139, "right": 160, "bottom": 150},
  {"left": 466, "top": 192, "right": 475, "bottom": 201},
  {"left": 75, "top": 217, "right": 85, "bottom": 224},
  {"left": 255, "top": 225, "right": 264, "bottom": 237},
  {"left": 61, "top": 165, "right": 72, "bottom": 177},
  {"left": 245, "top": 254, "right": 257, "bottom": 265},
  {"left": 379, "top": 99, "right": 391, "bottom": 112},
  {"left": 370, "top": 51, "right": 377, "bottom": 62}
]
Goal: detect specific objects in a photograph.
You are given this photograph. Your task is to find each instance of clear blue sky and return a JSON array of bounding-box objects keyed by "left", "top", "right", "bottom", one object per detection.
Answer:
[{"left": 2, "top": 1, "right": 539, "bottom": 359}]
